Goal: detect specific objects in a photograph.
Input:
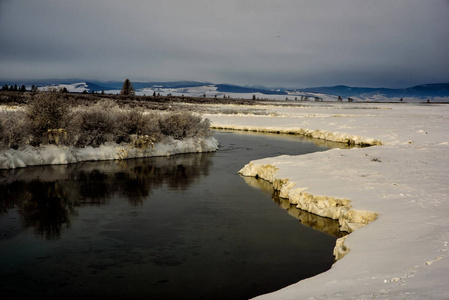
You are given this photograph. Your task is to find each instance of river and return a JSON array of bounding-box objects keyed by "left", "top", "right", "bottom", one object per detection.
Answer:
[{"left": 0, "top": 130, "right": 347, "bottom": 300}]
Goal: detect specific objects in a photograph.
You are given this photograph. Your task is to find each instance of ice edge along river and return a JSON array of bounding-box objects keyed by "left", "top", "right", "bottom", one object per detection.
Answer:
[{"left": 205, "top": 102, "right": 449, "bottom": 299}]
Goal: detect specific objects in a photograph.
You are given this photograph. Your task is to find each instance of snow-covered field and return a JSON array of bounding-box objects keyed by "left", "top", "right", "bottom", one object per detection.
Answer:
[
  {"left": 138, "top": 86, "right": 298, "bottom": 100},
  {"left": 205, "top": 102, "right": 449, "bottom": 299}
]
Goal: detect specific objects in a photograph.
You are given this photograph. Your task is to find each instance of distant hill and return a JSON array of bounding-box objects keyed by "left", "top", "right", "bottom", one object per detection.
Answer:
[
  {"left": 1, "top": 79, "right": 448, "bottom": 100},
  {"left": 300, "top": 83, "right": 449, "bottom": 98},
  {"left": 215, "top": 84, "right": 287, "bottom": 95},
  {"left": 404, "top": 83, "right": 449, "bottom": 98}
]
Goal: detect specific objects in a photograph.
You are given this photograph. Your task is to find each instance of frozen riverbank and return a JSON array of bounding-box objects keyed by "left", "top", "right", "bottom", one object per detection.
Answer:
[
  {"left": 205, "top": 102, "right": 449, "bottom": 299},
  {"left": 0, "top": 137, "right": 218, "bottom": 169}
]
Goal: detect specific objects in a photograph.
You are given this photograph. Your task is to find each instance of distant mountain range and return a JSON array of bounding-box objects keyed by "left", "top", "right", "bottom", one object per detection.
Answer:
[
  {"left": 1, "top": 79, "right": 448, "bottom": 100},
  {"left": 299, "top": 83, "right": 449, "bottom": 98}
]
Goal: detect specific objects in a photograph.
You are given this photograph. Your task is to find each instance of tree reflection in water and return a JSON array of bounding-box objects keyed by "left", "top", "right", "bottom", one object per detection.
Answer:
[{"left": 0, "top": 153, "right": 214, "bottom": 239}]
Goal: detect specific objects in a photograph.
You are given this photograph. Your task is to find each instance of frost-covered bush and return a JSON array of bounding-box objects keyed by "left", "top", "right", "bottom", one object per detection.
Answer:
[
  {"left": 26, "top": 91, "right": 71, "bottom": 146},
  {"left": 113, "top": 109, "right": 161, "bottom": 143},
  {"left": 158, "top": 111, "right": 211, "bottom": 140},
  {"left": 0, "top": 111, "right": 30, "bottom": 150},
  {"left": 0, "top": 95, "right": 212, "bottom": 150},
  {"left": 139, "top": 112, "right": 164, "bottom": 141},
  {"left": 72, "top": 103, "right": 116, "bottom": 148}
]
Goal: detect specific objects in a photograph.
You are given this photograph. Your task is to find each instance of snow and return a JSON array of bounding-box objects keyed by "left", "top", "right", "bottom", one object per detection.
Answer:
[
  {"left": 0, "top": 137, "right": 218, "bottom": 169},
  {"left": 137, "top": 85, "right": 328, "bottom": 100},
  {"left": 38, "top": 82, "right": 88, "bottom": 93},
  {"left": 204, "top": 102, "right": 449, "bottom": 299}
]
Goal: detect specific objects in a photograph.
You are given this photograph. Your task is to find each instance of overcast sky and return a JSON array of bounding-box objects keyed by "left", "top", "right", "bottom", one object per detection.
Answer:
[{"left": 1, "top": 0, "right": 448, "bottom": 88}]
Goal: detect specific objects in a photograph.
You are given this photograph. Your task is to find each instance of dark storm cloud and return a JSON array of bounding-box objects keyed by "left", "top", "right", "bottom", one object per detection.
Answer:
[{"left": 1, "top": 0, "right": 448, "bottom": 88}]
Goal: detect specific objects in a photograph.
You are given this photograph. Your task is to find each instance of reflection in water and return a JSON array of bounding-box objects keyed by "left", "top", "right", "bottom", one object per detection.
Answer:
[
  {"left": 0, "top": 153, "right": 213, "bottom": 239},
  {"left": 0, "top": 180, "right": 76, "bottom": 240},
  {"left": 242, "top": 176, "right": 346, "bottom": 238}
]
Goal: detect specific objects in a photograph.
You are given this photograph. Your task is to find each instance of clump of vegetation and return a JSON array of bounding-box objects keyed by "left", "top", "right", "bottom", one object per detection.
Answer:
[
  {"left": 0, "top": 110, "right": 30, "bottom": 149},
  {"left": 114, "top": 109, "right": 162, "bottom": 143},
  {"left": 0, "top": 91, "right": 212, "bottom": 150},
  {"left": 25, "top": 90, "right": 71, "bottom": 146},
  {"left": 71, "top": 102, "right": 117, "bottom": 147},
  {"left": 159, "top": 112, "right": 211, "bottom": 140}
]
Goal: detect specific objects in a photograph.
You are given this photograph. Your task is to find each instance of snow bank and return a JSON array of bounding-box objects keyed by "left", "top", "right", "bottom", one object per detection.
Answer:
[
  {"left": 239, "top": 162, "right": 377, "bottom": 260},
  {"left": 0, "top": 137, "right": 218, "bottom": 169},
  {"left": 205, "top": 103, "right": 449, "bottom": 299},
  {"left": 212, "top": 124, "right": 382, "bottom": 146}
]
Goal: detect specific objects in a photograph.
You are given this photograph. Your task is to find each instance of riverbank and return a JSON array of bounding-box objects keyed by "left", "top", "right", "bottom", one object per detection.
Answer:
[
  {"left": 205, "top": 102, "right": 449, "bottom": 299},
  {"left": 0, "top": 137, "right": 218, "bottom": 169}
]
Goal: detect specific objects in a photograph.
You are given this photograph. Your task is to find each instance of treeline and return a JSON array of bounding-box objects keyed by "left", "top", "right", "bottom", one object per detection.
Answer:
[
  {"left": 0, "top": 89, "right": 258, "bottom": 106},
  {"left": 0, "top": 90, "right": 211, "bottom": 150},
  {"left": 2, "top": 84, "right": 39, "bottom": 92}
]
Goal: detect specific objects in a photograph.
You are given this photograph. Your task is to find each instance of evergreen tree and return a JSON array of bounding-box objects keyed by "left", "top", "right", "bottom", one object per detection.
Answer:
[{"left": 120, "top": 78, "right": 135, "bottom": 96}]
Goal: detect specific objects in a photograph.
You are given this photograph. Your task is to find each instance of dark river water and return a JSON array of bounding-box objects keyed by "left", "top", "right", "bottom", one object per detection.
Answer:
[{"left": 0, "top": 131, "right": 346, "bottom": 300}]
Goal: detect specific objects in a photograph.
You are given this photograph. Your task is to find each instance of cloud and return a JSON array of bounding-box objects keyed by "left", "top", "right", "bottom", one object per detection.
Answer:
[{"left": 1, "top": 0, "right": 448, "bottom": 88}]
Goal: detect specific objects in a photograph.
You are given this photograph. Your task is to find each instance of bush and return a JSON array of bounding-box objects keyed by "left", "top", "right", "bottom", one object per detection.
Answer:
[
  {"left": 114, "top": 109, "right": 146, "bottom": 143},
  {"left": 26, "top": 91, "right": 70, "bottom": 146},
  {"left": 72, "top": 104, "right": 116, "bottom": 148},
  {"left": 0, "top": 110, "right": 30, "bottom": 150},
  {"left": 115, "top": 110, "right": 163, "bottom": 143},
  {"left": 139, "top": 112, "right": 164, "bottom": 141},
  {"left": 159, "top": 111, "right": 211, "bottom": 140}
]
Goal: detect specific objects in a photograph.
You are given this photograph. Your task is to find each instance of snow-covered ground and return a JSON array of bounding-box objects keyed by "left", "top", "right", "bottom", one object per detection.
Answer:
[
  {"left": 204, "top": 102, "right": 449, "bottom": 299},
  {"left": 0, "top": 137, "right": 218, "bottom": 169}
]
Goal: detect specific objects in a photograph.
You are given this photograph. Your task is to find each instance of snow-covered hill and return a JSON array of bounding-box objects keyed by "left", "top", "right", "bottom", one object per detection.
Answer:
[{"left": 2, "top": 79, "right": 448, "bottom": 102}]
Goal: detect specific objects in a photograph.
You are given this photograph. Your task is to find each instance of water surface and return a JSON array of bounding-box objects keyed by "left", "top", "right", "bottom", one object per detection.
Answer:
[{"left": 0, "top": 131, "right": 344, "bottom": 300}]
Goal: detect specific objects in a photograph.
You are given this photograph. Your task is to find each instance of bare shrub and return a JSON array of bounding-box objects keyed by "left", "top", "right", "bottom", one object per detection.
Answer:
[
  {"left": 72, "top": 105, "right": 116, "bottom": 147},
  {"left": 114, "top": 110, "right": 164, "bottom": 145},
  {"left": 0, "top": 111, "right": 30, "bottom": 150},
  {"left": 114, "top": 109, "right": 147, "bottom": 143},
  {"left": 159, "top": 112, "right": 211, "bottom": 140},
  {"left": 26, "top": 91, "right": 70, "bottom": 146},
  {"left": 139, "top": 112, "right": 164, "bottom": 142},
  {"left": 1, "top": 96, "right": 212, "bottom": 150}
]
